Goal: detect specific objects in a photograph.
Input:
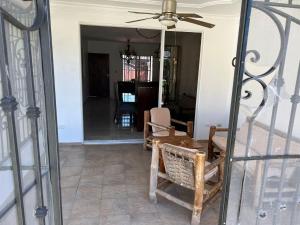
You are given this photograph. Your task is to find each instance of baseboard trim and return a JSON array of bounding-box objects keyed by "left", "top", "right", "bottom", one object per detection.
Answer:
[{"left": 83, "top": 139, "right": 144, "bottom": 145}]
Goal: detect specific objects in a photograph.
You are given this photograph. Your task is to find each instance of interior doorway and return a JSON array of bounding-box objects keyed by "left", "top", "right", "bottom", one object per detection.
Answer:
[
  {"left": 81, "top": 25, "right": 161, "bottom": 142},
  {"left": 81, "top": 25, "right": 202, "bottom": 143},
  {"left": 88, "top": 53, "right": 110, "bottom": 98}
]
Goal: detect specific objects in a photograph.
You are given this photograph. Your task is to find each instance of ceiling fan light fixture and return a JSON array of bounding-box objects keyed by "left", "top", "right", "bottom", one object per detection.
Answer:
[{"left": 159, "top": 14, "right": 177, "bottom": 27}]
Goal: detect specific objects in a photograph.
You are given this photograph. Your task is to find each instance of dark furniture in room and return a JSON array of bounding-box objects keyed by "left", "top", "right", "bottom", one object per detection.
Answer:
[
  {"left": 136, "top": 82, "right": 159, "bottom": 131},
  {"left": 114, "top": 81, "right": 158, "bottom": 130},
  {"left": 114, "top": 81, "right": 137, "bottom": 126}
]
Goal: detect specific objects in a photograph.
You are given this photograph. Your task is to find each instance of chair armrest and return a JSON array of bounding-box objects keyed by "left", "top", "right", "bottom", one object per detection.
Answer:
[
  {"left": 171, "top": 119, "right": 193, "bottom": 137},
  {"left": 147, "top": 122, "right": 176, "bottom": 136},
  {"left": 208, "top": 126, "right": 228, "bottom": 160},
  {"left": 171, "top": 118, "right": 188, "bottom": 126},
  {"left": 215, "top": 128, "right": 229, "bottom": 132},
  {"left": 147, "top": 122, "right": 170, "bottom": 130},
  {"left": 205, "top": 155, "right": 225, "bottom": 174}
]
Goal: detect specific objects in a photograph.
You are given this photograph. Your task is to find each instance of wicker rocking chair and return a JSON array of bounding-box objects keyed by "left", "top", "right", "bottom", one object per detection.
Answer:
[{"left": 149, "top": 140, "right": 225, "bottom": 225}]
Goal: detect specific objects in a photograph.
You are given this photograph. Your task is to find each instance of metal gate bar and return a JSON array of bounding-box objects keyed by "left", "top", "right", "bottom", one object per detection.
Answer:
[
  {"left": 274, "top": 63, "right": 300, "bottom": 224},
  {"left": 0, "top": 14, "right": 26, "bottom": 225},
  {"left": 255, "top": 14, "right": 291, "bottom": 225},
  {"left": 0, "top": 171, "right": 48, "bottom": 221},
  {"left": 220, "top": 0, "right": 300, "bottom": 224},
  {"left": 0, "top": 1, "right": 62, "bottom": 225},
  {"left": 23, "top": 30, "right": 46, "bottom": 225},
  {"left": 218, "top": 0, "right": 254, "bottom": 223},
  {"left": 39, "top": 1, "right": 63, "bottom": 225}
]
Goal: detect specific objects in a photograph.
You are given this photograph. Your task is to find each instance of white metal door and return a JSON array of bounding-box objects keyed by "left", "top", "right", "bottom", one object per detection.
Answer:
[
  {"left": 220, "top": 1, "right": 300, "bottom": 225},
  {"left": 0, "top": 1, "right": 62, "bottom": 225}
]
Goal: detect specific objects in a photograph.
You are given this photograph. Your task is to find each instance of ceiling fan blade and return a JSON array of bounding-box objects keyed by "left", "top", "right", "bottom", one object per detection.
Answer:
[
  {"left": 126, "top": 16, "right": 157, "bottom": 24},
  {"left": 181, "top": 18, "right": 215, "bottom": 28},
  {"left": 167, "top": 25, "right": 176, "bottom": 30},
  {"left": 177, "top": 13, "right": 202, "bottom": 18},
  {"left": 128, "top": 11, "right": 160, "bottom": 16}
]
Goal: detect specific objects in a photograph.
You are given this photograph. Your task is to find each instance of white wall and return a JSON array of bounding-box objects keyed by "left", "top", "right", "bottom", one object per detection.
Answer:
[
  {"left": 194, "top": 17, "right": 240, "bottom": 138},
  {"left": 50, "top": 2, "right": 240, "bottom": 143}
]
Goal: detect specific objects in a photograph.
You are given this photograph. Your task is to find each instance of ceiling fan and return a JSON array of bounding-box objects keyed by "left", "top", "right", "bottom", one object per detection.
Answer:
[{"left": 126, "top": 0, "right": 215, "bottom": 29}]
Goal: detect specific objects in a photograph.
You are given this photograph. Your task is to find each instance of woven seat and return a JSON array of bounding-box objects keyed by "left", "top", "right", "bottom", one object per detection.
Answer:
[{"left": 149, "top": 141, "right": 225, "bottom": 225}]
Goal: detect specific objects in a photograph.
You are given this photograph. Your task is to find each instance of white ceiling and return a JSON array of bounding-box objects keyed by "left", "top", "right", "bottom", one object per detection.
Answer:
[{"left": 52, "top": 0, "right": 240, "bottom": 15}]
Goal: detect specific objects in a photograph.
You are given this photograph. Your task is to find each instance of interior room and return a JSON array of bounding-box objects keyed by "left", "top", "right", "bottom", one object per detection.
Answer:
[
  {"left": 2, "top": 1, "right": 300, "bottom": 225},
  {"left": 81, "top": 26, "right": 201, "bottom": 142}
]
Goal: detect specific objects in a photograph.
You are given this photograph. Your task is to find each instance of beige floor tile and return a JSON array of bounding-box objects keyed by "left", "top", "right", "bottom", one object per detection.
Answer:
[
  {"left": 60, "top": 143, "right": 220, "bottom": 225},
  {"left": 101, "top": 184, "right": 127, "bottom": 199},
  {"left": 76, "top": 185, "right": 101, "bottom": 200},
  {"left": 125, "top": 171, "right": 148, "bottom": 185},
  {"left": 61, "top": 187, "right": 77, "bottom": 203},
  {"left": 79, "top": 175, "right": 103, "bottom": 187},
  {"left": 71, "top": 199, "right": 100, "bottom": 218},
  {"left": 81, "top": 167, "right": 104, "bottom": 177},
  {"left": 130, "top": 212, "right": 163, "bottom": 225},
  {"left": 128, "top": 197, "right": 157, "bottom": 214},
  {"left": 100, "top": 214, "right": 131, "bottom": 225},
  {"left": 99, "top": 198, "right": 129, "bottom": 216},
  {"left": 61, "top": 166, "right": 83, "bottom": 177},
  {"left": 67, "top": 217, "right": 100, "bottom": 225},
  {"left": 126, "top": 184, "right": 148, "bottom": 198},
  {"left": 102, "top": 173, "right": 126, "bottom": 185},
  {"left": 103, "top": 164, "right": 125, "bottom": 176},
  {"left": 61, "top": 175, "right": 81, "bottom": 188},
  {"left": 83, "top": 159, "right": 105, "bottom": 168}
]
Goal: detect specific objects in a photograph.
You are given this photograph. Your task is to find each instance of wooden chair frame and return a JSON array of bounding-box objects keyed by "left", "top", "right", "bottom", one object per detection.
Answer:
[
  {"left": 144, "top": 110, "right": 194, "bottom": 150},
  {"left": 207, "top": 126, "right": 228, "bottom": 160},
  {"left": 149, "top": 140, "right": 225, "bottom": 225}
]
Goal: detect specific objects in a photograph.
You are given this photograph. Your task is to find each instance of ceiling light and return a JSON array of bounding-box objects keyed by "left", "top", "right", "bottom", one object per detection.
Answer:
[{"left": 159, "top": 14, "right": 177, "bottom": 27}]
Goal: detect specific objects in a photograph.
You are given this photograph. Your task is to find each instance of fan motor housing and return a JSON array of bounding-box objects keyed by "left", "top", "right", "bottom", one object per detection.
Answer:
[{"left": 162, "top": 0, "right": 177, "bottom": 14}]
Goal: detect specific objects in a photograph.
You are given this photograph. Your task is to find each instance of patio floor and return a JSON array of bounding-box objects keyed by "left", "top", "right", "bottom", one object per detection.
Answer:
[{"left": 60, "top": 144, "right": 221, "bottom": 225}]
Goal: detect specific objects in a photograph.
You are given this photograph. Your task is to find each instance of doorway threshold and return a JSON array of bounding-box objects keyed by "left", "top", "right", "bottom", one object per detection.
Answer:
[{"left": 83, "top": 139, "right": 144, "bottom": 145}]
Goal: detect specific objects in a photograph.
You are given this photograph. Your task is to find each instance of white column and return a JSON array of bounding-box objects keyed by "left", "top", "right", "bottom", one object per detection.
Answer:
[{"left": 158, "top": 29, "right": 166, "bottom": 107}]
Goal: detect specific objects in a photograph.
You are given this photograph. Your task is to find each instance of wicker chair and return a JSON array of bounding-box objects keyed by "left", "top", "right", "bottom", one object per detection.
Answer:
[
  {"left": 149, "top": 140, "right": 225, "bottom": 225},
  {"left": 144, "top": 107, "right": 194, "bottom": 150}
]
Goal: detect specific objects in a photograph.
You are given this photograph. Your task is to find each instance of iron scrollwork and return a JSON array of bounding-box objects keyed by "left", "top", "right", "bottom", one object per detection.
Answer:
[
  {"left": 232, "top": 2, "right": 286, "bottom": 120},
  {"left": 230, "top": 1, "right": 300, "bottom": 225},
  {"left": 0, "top": 0, "right": 46, "bottom": 31}
]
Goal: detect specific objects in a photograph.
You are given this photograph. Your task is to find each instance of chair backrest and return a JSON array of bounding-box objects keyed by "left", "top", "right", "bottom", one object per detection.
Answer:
[
  {"left": 150, "top": 107, "right": 171, "bottom": 133},
  {"left": 161, "top": 143, "right": 201, "bottom": 190}
]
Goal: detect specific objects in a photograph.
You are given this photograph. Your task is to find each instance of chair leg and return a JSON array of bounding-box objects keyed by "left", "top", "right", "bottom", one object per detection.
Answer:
[
  {"left": 143, "top": 140, "right": 148, "bottom": 151},
  {"left": 208, "top": 126, "right": 217, "bottom": 161},
  {"left": 149, "top": 140, "right": 160, "bottom": 203},
  {"left": 191, "top": 153, "right": 205, "bottom": 225},
  {"left": 191, "top": 214, "right": 201, "bottom": 225}
]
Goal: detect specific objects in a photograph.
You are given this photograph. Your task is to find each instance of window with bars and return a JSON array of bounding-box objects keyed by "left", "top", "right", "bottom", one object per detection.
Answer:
[{"left": 122, "top": 55, "right": 153, "bottom": 82}]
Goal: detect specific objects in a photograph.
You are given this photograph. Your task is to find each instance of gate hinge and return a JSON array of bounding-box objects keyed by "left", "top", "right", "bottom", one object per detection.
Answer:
[
  {"left": 35, "top": 206, "right": 48, "bottom": 218},
  {"left": 26, "top": 106, "right": 41, "bottom": 118},
  {"left": 0, "top": 96, "right": 18, "bottom": 112}
]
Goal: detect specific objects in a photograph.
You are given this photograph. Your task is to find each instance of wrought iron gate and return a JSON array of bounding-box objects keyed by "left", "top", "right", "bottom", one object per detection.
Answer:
[
  {"left": 220, "top": 0, "right": 300, "bottom": 225},
  {"left": 0, "top": 1, "right": 62, "bottom": 225}
]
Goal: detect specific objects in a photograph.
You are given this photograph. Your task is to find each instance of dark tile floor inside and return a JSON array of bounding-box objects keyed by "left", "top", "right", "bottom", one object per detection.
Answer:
[
  {"left": 60, "top": 144, "right": 221, "bottom": 225},
  {"left": 83, "top": 98, "right": 143, "bottom": 141}
]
